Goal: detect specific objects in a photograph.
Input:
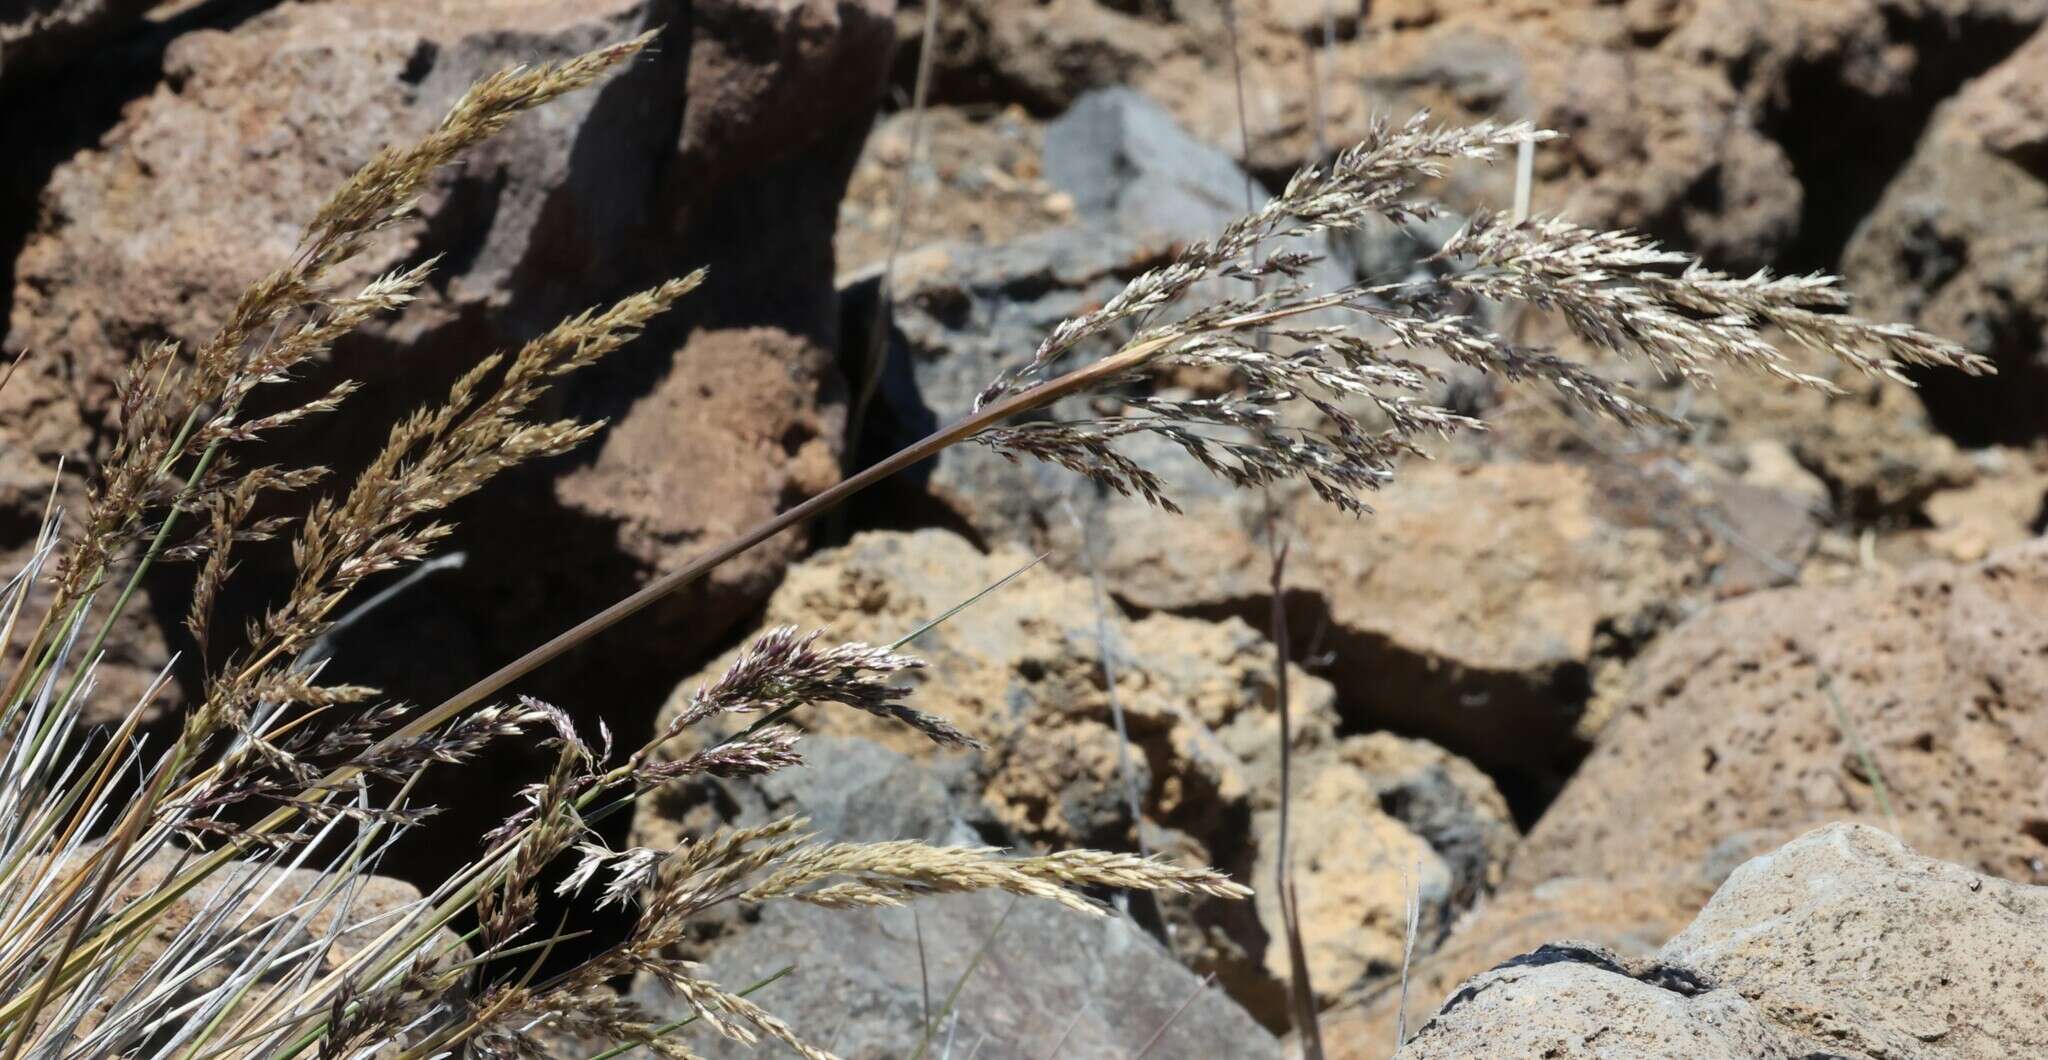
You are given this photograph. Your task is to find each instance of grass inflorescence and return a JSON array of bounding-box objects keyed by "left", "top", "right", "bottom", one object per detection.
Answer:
[{"left": 0, "top": 27, "right": 1985, "bottom": 1060}]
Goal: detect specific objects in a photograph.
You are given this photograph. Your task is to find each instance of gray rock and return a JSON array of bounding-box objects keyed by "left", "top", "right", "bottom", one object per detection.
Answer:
[
  {"left": 1391, "top": 825, "right": 2048, "bottom": 1060},
  {"left": 637, "top": 734, "right": 992, "bottom": 853},
  {"left": 645, "top": 892, "right": 1278, "bottom": 1059},
  {"left": 1394, "top": 944, "right": 1799, "bottom": 1060},
  {"left": 629, "top": 734, "right": 1275, "bottom": 1058},
  {"left": 1045, "top": 86, "right": 1258, "bottom": 243},
  {"left": 1661, "top": 824, "right": 2048, "bottom": 1060}
]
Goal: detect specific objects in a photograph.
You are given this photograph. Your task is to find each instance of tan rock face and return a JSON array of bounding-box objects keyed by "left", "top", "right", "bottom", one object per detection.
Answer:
[
  {"left": 905, "top": 0, "right": 2044, "bottom": 269},
  {"left": 1289, "top": 460, "right": 1696, "bottom": 774},
  {"left": 1254, "top": 766, "right": 1450, "bottom": 1005},
  {"left": 1512, "top": 541, "right": 2048, "bottom": 902},
  {"left": 1390, "top": 825, "right": 2048, "bottom": 1060},
  {"left": 645, "top": 528, "right": 1335, "bottom": 850},
  {"left": 638, "top": 529, "right": 1518, "bottom": 1028}
]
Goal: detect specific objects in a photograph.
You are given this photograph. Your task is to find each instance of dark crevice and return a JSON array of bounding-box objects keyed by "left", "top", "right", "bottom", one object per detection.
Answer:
[
  {"left": 1150, "top": 586, "right": 1593, "bottom": 831},
  {"left": 1763, "top": 9, "right": 2040, "bottom": 273},
  {"left": 0, "top": 0, "right": 283, "bottom": 354}
]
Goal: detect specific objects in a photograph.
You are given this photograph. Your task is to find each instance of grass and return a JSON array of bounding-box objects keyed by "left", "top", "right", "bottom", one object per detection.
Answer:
[{"left": 0, "top": 22, "right": 1989, "bottom": 1059}]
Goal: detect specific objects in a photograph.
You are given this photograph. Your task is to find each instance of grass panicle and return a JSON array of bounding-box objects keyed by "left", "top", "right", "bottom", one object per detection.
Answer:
[{"left": 0, "top": 28, "right": 1986, "bottom": 1060}]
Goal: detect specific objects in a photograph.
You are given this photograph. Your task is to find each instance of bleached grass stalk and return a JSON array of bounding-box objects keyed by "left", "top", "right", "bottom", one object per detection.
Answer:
[{"left": 0, "top": 24, "right": 1989, "bottom": 1060}]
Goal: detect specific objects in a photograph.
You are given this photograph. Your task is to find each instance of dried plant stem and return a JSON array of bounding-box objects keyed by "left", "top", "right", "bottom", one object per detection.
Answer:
[
  {"left": 581, "top": 966, "right": 795, "bottom": 1060},
  {"left": 379, "top": 317, "right": 1226, "bottom": 757},
  {"left": 0, "top": 440, "right": 220, "bottom": 1048},
  {"left": 847, "top": 0, "right": 942, "bottom": 465},
  {"left": 41, "top": 304, "right": 1326, "bottom": 992},
  {"left": 1270, "top": 539, "right": 1323, "bottom": 1058}
]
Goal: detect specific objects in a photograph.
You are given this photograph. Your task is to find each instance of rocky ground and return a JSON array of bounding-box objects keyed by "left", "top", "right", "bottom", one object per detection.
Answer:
[{"left": 6, "top": 0, "right": 2048, "bottom": 1057}]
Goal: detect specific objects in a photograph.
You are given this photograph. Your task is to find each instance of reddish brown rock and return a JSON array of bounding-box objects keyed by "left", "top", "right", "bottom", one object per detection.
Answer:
[
  {"left": 1511, "top": 541, "right": 2048, "bottom": 904},
  {"left": 898, "top": 0, "right": 2042, "bottom": 270},
  {"left": 1843, "top": 25, "right": 2048, "bottom": 443},
  {"left": 1, "top": 0, "right": 890, "bottom": 734}
]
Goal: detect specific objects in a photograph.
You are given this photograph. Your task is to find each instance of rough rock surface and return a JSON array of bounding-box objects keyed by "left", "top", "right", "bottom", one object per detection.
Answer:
[
  {"left": 638, "top": 528, "right": 1517, "bottom": 1026},
  {"left": 0, "top": 0, "right": 887, "bottom": 793},
  {"left": 902, "top": 0, "right": 2046, "bottom": 269},
  {"left": 664, "top": 894, "right": 1277, "bottom": 1059},
  {"left": 1393, "top": 825, "right": 2048, "bottom": 1060},
  {"left": 1392, "top": 944, "right": 1800, "bottom": 1059},
  {"left": 1844, "top": 26, "right": 2048, "bottom": 443},
  {"left": 1511, "top": 540, "right": 2048, "bottom": 909},
  {"left": 628, "top": 732, "right": 1276, "bottom": 1058},
  {"left": 1663, "top": 824, "right": 2048, "bottom": 1059},
  {"left": 3, "top": 0, "right": 880, "bottom": 667},
  {"left": 837, "top": 103, "right": 1072, "bottom": 272},
  {"left": 857, "top": 161, "right": 1705, "bottom": 783},
  {"left": 1250, "top": 731, "right": 1519, "bottom": 1008},
  {"left": 1320, "top": 877, "right": 1697, "bottom": 1060}
]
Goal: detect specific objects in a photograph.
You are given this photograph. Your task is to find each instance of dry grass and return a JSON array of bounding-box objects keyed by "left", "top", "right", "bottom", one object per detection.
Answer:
[{"left": 0, "top": 22, "right": 1987, "bottom": 1060}]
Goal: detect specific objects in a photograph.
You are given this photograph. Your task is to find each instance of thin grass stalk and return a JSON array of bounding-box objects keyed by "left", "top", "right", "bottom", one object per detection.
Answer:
[
  {"left": 1131, "top": 972, "right": 1215, "bottom": 1059},
  {"left": 581, "top": 966, "right": 795, "bottom": 1060},
  {"left": 1269, "top": 538, "right": 1324, "bottom": 1057},
  {"left": 907, "top": 897, "right": 1018, "bottom": 1060},
  {"left": 846, "top": 0, "right": 942, "bottom": 468},
  {"left": 4, "top": 298, "right": 1329, "bottom": 1026}
]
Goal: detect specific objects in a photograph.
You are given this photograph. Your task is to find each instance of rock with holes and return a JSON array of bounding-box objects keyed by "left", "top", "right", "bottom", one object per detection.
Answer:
[
  {"left": 1660, "top": 823, "right": 2048, "bottom": 1058},
  {"left": 624, "top": 731, "right": 1276, "bottom": 1058},
  {"left": 1508, "top": 540, "right": 2048, "bottom": 921},
  {"left": 861, "top": 215, "right": 1706, "bottom": 781},
  {"left": 1392, "top": 825, "right": 2048, "bottom": 1060},
  {"left": 1318, "top": 876, "right": 1697, "bottom": 1060},
  {"left": 1, "top": 0, "right": 885, "bottom": 725},
  {"left": 906, "top": 0, "right": 2047, "bottom": 268},
  {"left": 634, "top": 528, "right": 1517, "bottom": 1028},
  {"left": 1844, "top": 25, "right": 2048, "bottom": 444},
  {"left": 1390, "top": 942, "right": 1801, "bottom": 1059}
]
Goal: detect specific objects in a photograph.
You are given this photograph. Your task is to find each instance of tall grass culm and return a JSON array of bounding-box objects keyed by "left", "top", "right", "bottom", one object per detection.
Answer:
[{"left": 0, "top": 29, "right": 1987, "bottom": 1060}]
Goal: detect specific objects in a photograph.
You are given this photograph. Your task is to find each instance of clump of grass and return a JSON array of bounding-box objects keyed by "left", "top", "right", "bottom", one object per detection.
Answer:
[{"left": 0, "top": 26, "right": 1986, "bottom": 1060}]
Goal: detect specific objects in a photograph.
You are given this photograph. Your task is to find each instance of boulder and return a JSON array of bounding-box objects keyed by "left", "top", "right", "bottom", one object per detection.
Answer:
[
  {"left": 1843, "top": 26, "right": 2048, "bottom": 443},
  {"left": 1393, "top": 825, "right": 2048, "bottom": 1060},
  {"left": 1319, "top": 877, "right": 1697, "bottom": 1060},
  {"left": 629, "top": 729, "right": 1275, "bottom": 1058},
  {"left": 1510, "top": 540, "right": 2048, "bottom": 909},
  {"left": 1391, "top": 943, "right": 1801, "bottom": 1060},
  {"left": 652, "top": 892, "right": 1278, "bottom": 1059},
  {"left": 1, "top": 0, "right": 888, "bottom": 770},
  {"left": 900, "top": 0, "right": 2045, "bottom": 269},
  {"left": 637, "top": 528, "right": 1519, "bottom": 1027},
  {"left": 1662, "top": 823, "right": 2048, "bottom": 1059}
]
